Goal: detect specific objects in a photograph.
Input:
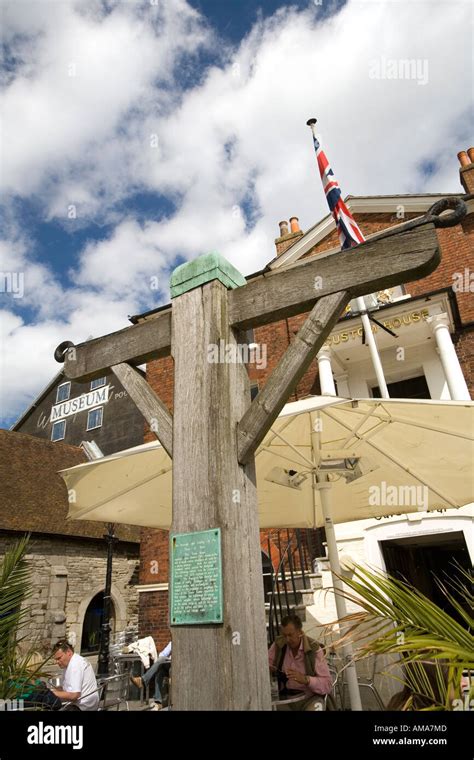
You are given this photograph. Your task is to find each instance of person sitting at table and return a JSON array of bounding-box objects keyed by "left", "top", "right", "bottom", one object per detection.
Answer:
[
  {"left": 130, "top": 641, "right": 171, "bottom": 710},
  {"left": 268, "top": 615, "right": 332, "bottom": 711},
  {"left": 49, "top": 640, "right": 100, "bottom": 711}
]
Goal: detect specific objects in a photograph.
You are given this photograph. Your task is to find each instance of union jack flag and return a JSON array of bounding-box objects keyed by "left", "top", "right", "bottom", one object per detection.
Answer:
[{"left": 311, "top": 131, "right": 365, "bottom": 250}]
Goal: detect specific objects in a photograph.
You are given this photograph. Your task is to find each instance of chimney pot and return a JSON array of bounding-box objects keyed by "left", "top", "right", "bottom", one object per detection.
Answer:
[
  {"left": 289, "top": 216, "right": 301, "bottom": 233},
  {"left": 279, "top": 220, "right": 289, "bottom": 237},
  {"left": 459, "top": 149, "right": 474, "bottom": 194}
]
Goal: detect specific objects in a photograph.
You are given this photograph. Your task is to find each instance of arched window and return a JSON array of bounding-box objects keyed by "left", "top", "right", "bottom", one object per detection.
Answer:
[{"left": 80, "top": 592, "right": 115, "bottom": 654}]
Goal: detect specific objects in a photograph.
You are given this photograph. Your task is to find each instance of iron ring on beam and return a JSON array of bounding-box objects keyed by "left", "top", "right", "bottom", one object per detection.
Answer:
[
  {"left": 426, "top": 197, "right": 467, "bottom": 228},
  {"left": 54, "top": 340, "right": 75, "bottom": 363}
]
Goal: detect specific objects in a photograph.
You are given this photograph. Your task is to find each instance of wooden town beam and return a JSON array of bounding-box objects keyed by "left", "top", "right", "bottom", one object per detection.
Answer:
[
  {"left": 228, "top": 224, "right": 439, "bottom": 329},
  {"left": 58, "top": 308, "right": 172, "bottom": 382},
  {"left": 56, "top": 224, "right": 439, "bottom": 381},
  {"left": 111, "top": 363, "right": 173, "bottom": 458}
]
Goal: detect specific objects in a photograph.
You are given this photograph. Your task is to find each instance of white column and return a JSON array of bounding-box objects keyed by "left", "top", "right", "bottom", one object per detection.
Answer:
[
  {"left": 316, "top": 477, "right": 363, "bottom": 711},
  {"left": 334, "top": 372, "right": 350, "bottom": 398},
  {"left": 317, "top": 344, "right": 337, "bottom": 396},
  {"left": 427, "top": 314, "right": 471, "bottom": 400},
  {"left": 355, "top": 296, "right": 389, "bottom": 398},
  {"left": 422, "top": 356, "right": 451, "bottom": 400}
]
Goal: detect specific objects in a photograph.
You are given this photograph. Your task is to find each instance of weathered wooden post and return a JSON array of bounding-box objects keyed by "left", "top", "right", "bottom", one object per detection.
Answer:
[{"left": 169, "top": 255, "right": 270, "bottom": 710}]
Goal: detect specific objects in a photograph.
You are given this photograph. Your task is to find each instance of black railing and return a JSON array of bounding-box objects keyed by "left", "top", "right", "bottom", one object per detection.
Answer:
[{"left": 265, "top": 528, "right": 323, "bottom": 644}]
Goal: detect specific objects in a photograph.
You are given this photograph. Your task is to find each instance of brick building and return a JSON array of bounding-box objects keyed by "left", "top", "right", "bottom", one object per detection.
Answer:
[
  {"left": 0, "top": 429, "right": 140, "bottom": 657},
  {"left": 130, "top": 149, "right": 473, "bottom": 648}
]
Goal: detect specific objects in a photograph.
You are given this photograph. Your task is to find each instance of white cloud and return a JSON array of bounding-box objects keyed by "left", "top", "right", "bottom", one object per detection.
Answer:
[
  {"left": 71, "top": 218, "right": 170, "bottom": 298},
  {"left": 1, "top": 0, "right": 213, "bottom": 205},
  {"left": 0, "top": 291, "right": 150, "bottom": 424},
  {"left": 1, "top": 0, "right": 472, "bottom": 424}
]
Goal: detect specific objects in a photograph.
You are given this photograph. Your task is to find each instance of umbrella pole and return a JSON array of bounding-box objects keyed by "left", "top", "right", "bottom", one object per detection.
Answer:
[{"left": 317, "top": 476, "right": 363, "bottom": 711}]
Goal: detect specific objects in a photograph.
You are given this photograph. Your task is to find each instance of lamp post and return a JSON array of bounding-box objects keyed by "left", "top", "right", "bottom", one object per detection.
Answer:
[{"left": 97, "top": 522, "right": 118, "bottom": 677}]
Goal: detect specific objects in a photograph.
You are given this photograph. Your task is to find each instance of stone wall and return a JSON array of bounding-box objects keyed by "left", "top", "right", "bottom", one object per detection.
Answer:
[{"left": 0, "top": 531, "right": 139, "bottom": 655}]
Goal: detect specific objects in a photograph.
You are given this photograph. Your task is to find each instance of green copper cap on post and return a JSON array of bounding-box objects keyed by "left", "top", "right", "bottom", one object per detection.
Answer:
[{"left": 170, "top": 252, "right": 246, "bottom": 298}]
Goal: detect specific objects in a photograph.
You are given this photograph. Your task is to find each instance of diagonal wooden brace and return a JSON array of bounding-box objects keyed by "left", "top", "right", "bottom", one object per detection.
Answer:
[
  {"left": 111, "top": 363, "right": 173, "bottom": 458},
  {"left": 237, "top": 291, "right": 349, "bottom": 464}
]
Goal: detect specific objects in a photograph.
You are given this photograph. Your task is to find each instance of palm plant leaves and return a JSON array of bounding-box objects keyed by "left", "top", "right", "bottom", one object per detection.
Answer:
[
  {"left": 0, "top": 535, "right": 32, "bottom": 655},
  {"left": 0, "top": 535, "right": 50, "bottom": 700},
  {"left": 328, "top": 564, "right": 474, "bottom": 710}
]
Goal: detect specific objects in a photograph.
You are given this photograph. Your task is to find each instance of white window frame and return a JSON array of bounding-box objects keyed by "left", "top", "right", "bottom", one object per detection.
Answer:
[
  {"left": 51, "top": 420, "right": 66, "bottom": 442},
  {"left": 56, "top": 382, "right": 71, "bottom": 403},
  {"left": 90, "top": 377, "right": 106, "bottom": 391},
  {"left": 86, "top": 407, "right": 103, "bottom": 431}
]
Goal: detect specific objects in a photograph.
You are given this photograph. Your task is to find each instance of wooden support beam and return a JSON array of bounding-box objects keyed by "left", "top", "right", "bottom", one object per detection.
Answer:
[
  {"left": 228, "top": 224, "right": 439, "bottom": 329},
  {"left": 238, "top": 291, "right": 350, "bottom": 464},
  {"left": 111, "top": 363, "right": 173, "bottom": 458},
  {"left": 62, "top": 309, "right": 171, "bottom": 381},
  {"left": 171, "top": 279, "right": 271, "bottom": 710},
  {"left": 58, "top": 226, "right": 438, "bottom": 380}
]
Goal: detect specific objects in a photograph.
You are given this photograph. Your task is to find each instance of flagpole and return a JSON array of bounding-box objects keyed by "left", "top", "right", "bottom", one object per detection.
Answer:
[{"left": 306, "top": 119, "right": 390, "bottom": 399}]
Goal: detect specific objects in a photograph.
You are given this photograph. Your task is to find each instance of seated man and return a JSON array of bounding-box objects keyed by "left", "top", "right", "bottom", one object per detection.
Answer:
[
  {"left": 50, "top": 640, "right": 100, "bottom": 711},
  {"left": 268, "top": 615, "right": 332, "bottom": 711},
  {"left": 131, "top": 641, "right": 171, "bottom": 710}
]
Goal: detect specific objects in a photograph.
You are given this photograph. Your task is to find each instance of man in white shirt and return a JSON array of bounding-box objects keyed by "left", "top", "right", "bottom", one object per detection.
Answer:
[{"left": 50, "top": 641, "right": 100, "bottom": 711}]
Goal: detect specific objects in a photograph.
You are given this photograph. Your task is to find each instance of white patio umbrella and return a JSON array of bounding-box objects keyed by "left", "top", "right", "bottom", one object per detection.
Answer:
[
  {"left": 62, "top": 396, "right": 474, "bottom": 530},
  {"left": 60, "top": 397, "right": 474, "bottom": 710}
]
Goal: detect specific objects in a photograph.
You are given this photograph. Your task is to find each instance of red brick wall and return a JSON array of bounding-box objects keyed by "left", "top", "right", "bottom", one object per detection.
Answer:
[
  {"left": 139, "top": 527, "right": 169, "bottom": 585},
  {"left": 300, "top": 211, "right": 421, "bottom": 259},
  {"left": 139, "top": 353, "right": 173, "bottom": 640},
  {"left": 460, "top": 164, "right": 474, "bottom": 194},
  {"left": 407, "top": 217, "right": 474, "bottom": 324},
  {"left": 455, "top": 329, "right": 474, "bottom": 398},
  {"left": 139, "top": 591, "right": 170, "bottom": 653},
  {"left": 275, "top": 230, "right": 303, "bottom": 256}
]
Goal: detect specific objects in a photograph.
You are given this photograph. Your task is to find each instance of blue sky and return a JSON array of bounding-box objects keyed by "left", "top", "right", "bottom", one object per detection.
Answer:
[{"left": 0, "top": 0, "right": 472, "bottom": 428}]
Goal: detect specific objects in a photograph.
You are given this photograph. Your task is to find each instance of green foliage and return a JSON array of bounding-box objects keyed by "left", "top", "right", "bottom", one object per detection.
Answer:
[
  {"left": 0, "top": 535, "right": 50, "bottom": 700},
  {"left": 330, "top": 564, "right": 473, "bottom": 710}
]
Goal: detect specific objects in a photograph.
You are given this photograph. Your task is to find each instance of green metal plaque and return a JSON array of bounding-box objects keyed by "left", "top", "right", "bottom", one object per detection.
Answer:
[{"left": 170, "top": 528, "right": 223, "bottom": 625}]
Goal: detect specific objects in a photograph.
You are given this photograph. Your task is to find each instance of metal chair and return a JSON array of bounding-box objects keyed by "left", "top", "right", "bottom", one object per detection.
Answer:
[
  {"left": 59, "top": 680, "right": 107, "bottom": 711},
  {"left": 98, "top": 673, "right": 130, "bottom": 711},
  {"left": 58, "top": 674, "right": 130, "bottom": 711},
  {"left": 353, "top": 655, "right": 386, "bottom": 710},
  {"left": 112, "top": 653, "right": 147, "bottom": 703},
  {"left": 328, "top": 653, "right": 386, "bottom": 710}
]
